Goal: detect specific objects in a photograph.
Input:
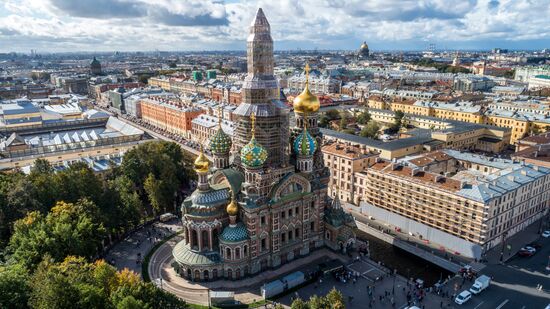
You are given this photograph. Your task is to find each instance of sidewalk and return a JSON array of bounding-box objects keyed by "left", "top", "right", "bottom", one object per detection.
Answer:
[
  {"left": 277, "top": 253, "right": 463, "bottom": 309},
  {"left": 484, "top": 217, "right": 547, "bottom": 264},
  {"left": 347, "top": 206, "right": 484, "bottom": 271}
]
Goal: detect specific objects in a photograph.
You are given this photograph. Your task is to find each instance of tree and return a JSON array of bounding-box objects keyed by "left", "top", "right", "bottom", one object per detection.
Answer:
[
  {"left": 0, "top": 172, "right": 41, "bottom": 248},
  {"left": 325, "top": 288, "right": 345, "bottom": 309},
  {"left": 339, "top": 111, "right": 349, "bottom": 132},
  {"left": 29, "top": 257, "right": 187, "bottom": 309},
  {"left": 121, "top": 141, "right": 195, "bottom": 215},
  {"left": 389, "top": 110, "right": 405, "bottom": 134},
  {"left": 308, "top": 295, "right": 326, "bottom": 309},
  {"left": 144, "top": 173, "right": 164, "bottom": 214},
  {"left": 318, "top": 115, "right": 330, "bottom": 128},
  {"left": 291, "top": 298, "right": 309, "bottom": 309},
  {"left": 324, "top": 109, "right": 340, "bottom": 120},
  {"left": 52, "top": 162, "right": 103, "bottom": 206},
  {"left": 8, "top": 200, "right": 105, "bottom": 270},
  {"left": 139, "top": 75, "right": 149, "bottom": 84},
  {"left": 0, "top": 263, "right": 31, "bottom": 309},
  {"left": 356, "top": 110, "right": 371, "bottom": 125},
  {"left": 360, "top": 120, "right": 380, "bottom": 139}
]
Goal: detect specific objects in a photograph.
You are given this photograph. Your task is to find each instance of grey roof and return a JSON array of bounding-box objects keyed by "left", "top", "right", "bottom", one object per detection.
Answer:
[
  {"left": 0, "top": 100, "right": 40, "bottom": 115},
  {"left": 5, "top": 132, "right": 25, "bottom": 146},
  {"left": 456, "top": 165, "right": 550, "bottom": 202}
]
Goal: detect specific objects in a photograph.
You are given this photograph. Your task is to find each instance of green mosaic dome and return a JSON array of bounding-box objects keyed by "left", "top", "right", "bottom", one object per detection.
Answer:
[
  {"left": 294, "top": 127, "right": 317, "bottom": 157},
  {"left": 209, "top": 127, "right": 232, "bottom": 154},
  {"left": 240, "top": 136, "right": 268, "bottom": 168},
  {"left": 220, "top": 222, "right": 249, "bottom": 243}
]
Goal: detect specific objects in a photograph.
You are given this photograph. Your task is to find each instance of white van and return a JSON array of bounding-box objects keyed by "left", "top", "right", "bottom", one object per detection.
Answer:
[{"left": 455, "top": 290, "right": 472, "bottom": 305}]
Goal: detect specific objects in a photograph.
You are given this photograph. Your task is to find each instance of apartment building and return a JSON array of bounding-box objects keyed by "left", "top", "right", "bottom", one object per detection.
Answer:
[
  {"left": 140, "top": 97, "right": 203, "bottom": 139},
  {"left": 359, "top": 154, "right": 550, "bottom": 258},
  {"left": 322, "top": 143, "right": 378, "bottom": 204},
  {"left": 191, "top": 114, "right": 234, "bottom": 146},
  {"left": 369, "top": 95, "right": 549, "bottom": 144}
]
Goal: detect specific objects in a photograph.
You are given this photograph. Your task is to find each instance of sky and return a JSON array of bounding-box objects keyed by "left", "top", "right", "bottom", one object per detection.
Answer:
[{"left": 0, "top": 0, "right": 549, "bottom": 53}]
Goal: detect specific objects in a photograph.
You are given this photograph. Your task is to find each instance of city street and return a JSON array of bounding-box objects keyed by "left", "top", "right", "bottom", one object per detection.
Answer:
[{"left": 457, "top": 235, "right": 550, "bottom": 309}]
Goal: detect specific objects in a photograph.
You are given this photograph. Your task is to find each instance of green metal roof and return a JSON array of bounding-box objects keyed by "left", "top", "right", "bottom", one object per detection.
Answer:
[{"left": 172, "top": 241, "right": 221, "bottom": 266}]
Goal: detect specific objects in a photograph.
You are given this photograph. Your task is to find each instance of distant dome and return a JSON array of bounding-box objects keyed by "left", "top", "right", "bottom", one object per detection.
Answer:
[
  {"left": 359, "top": 41, "right": 370, "bottom": 58},
  {"left": 90, "top": 57, "right": 102, "bottom": 75},
  {"left": 90, "top": 57, "right": 101, "bottom": 66}
]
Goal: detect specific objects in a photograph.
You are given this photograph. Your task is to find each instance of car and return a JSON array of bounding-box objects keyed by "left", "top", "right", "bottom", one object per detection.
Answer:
[
  {"left": 518, "top": 246, "right": 536, "bottom": 256},
  {"left": 527, "top": 243, "right": 542, "bottom": 250},
  {"left": 543, "top": 231, "right": 550, "bottom": 238},
  {"left": 455, "top": 290, "right": 472, "bottom": 305}
]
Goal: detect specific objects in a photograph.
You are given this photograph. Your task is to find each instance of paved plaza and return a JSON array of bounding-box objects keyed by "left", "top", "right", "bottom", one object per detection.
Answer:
[
  {"left": 278, "top": 257, "right": 461, "bottom": 309},
  {"left": 104, "top": 219, "right": 181, "bottom": 275}
]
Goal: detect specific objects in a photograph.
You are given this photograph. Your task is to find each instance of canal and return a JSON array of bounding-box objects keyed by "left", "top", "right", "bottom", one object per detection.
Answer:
[{"left": 356, "top": 229, "right": 453, "bottom": 286}]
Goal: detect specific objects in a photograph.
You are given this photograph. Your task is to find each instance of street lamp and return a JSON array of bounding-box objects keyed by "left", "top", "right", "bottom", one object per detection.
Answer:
[{"left": 392, "top": 268, "right": 396, "bottom": 294}]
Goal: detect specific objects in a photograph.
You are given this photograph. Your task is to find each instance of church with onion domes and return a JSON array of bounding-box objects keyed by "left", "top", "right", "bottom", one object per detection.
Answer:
[{"left": 172, "top": 8, "right": 356, "bottom": 282}]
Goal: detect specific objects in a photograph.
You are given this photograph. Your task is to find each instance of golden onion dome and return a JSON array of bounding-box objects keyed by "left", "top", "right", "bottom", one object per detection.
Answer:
[
  {"left": 360, "top": 41, "right": 369, "bottom": 50},
  {"left": 226, "top": 196, "right": 238, "bottom": 216},
  {"left": 293, "top": 63, "right": 320, "bottom": 114},
  {"left": 193, "top": 147, "right": 210, "bottom": 173}
]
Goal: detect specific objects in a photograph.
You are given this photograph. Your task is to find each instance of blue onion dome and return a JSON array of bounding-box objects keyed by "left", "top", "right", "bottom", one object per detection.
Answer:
[
  {"left": 209, "top": 127, "right": 232, "bottom": 154},
  {"left": 294, "top": 127, "right": 317, "bottom": 156},
  {"left": 220, "top": 222, "right": 248, "bottom": 243},
  {"left": 240, "top": 112, "right": 267, "bottom": 168},
  {"left": 240, "top": 136, "right": 268, "bottom": 168}
]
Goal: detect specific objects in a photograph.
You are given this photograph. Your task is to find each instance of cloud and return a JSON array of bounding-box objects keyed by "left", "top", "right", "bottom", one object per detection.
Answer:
[
  {"left": 48, "top": 0, "right": 145, "bottom": 18},
  {"left": 46, "top": 0, "right": 229, "bottom": 26},
  {"left": 0, "top": 0, "right": 550, "bottom": 52}
]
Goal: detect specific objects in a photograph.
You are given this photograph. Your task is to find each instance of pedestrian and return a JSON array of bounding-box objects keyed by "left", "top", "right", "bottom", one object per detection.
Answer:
[{"left": 440, "top": 301, "right": 443, "bottom": 308}]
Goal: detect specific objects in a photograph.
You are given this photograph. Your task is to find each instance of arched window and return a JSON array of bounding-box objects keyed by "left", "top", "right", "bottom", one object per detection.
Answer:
[
  {"left": 243, "top": 245, "right": 248, "bottom": 256},
  {"left": 235, "top": 247, "right": 241, "bottom": 259},
  {"left": 194, "top": 270, "right": 200, "bottom": 281},
  {"left": 186, "top": 268, "right": 191, "bottom": 278},
  {"left": 227, "top": 268, "right": 232, "bottom": 279},
  {"left": 201, "top": 230, "right": 209, "bottom": 251},
  {"left": 212, "top": 269, "right": 218, "bottom": 280},
  {"left": 236, "top": 268, "right": 241, "bottom": 280},
  {"left": 203, "top": 270, "right": 209, "bottom": 281},
  {"left": 226, "top": 247, "right": 231, "bottom": 260},
  {"left": 191, "top": 230, "right": 198, "bottom": 250}
]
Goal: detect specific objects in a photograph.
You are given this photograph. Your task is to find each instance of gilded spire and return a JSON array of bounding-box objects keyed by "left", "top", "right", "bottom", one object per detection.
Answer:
[
  {"left": 218, "top": 104, "right": 223, "bottom": 128},
  {"left": 250, "top": 112, "right": 256, "bottom": 138},
  {"left": 305, "top": 62, "right": 310, "bottom": 87},
  {"left": 293, "top": 62, "right": 320, "bottom": 114},
  {"left": 194, "top": 144, "right": 210, "bottom": 173}
]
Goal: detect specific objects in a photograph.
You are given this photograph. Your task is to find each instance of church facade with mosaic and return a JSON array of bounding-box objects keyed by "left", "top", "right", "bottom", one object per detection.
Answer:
[{"left": 172, "top": 8, "right": 356, "bottom": 282}]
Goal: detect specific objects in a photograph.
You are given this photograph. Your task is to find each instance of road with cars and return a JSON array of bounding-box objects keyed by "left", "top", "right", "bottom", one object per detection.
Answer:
[{"left": 457, "top": 233, "right": 550, "bottom": 309}]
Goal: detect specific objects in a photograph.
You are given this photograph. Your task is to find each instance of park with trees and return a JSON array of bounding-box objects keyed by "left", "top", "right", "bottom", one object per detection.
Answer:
[{"left": 0, "top": 140, "right": 195, "bottom": 309}]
